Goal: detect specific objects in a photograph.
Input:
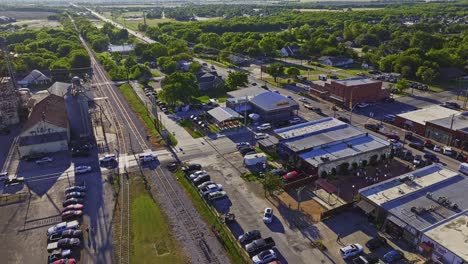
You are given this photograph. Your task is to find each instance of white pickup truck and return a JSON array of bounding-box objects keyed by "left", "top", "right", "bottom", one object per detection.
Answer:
[{"left": 47, "top": 220, "right": 79, "bottom": 236}]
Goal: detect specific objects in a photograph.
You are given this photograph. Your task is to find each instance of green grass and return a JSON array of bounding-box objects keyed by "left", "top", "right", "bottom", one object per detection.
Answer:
[
  {"left": 204, "top": 59, "right": 230, "bottom": 69},
  {"left": 195, "top": 95, "right": 227, "bottom": 104},
  {"left": 179, "top": 120, "right": 204, "bottom": 138},
  {"left": 151, "top": 69, "right": 161, "bottom": 77},
  {"left": 131, "top": 177, "right": 186, "bottom": 264},
  {"left": 175, "top": 170, "right": 250, "bottom": 264},
  {"left": 240, "top": 172, "right": 259, "bottom": 182},
  {"left": 119, "top": 83, "right": 177, "bottom": 146},
  {"left": 208, "top": 124, "right": 220, "bottom": 134}
]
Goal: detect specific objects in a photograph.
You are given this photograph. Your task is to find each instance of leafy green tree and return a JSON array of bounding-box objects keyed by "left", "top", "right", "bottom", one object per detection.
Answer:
[
  {"left": 91, "top": 36, "right": 109, "bottom": 52},
  {"left": 226, "top": 71, "right": 248, "bottom": 90},
  {"left": 189, "top": 61, "right": 201, "bottom": 73},
  {"left": 150, "top": 43, "right": 169, "bottom": 58},
  {"left": 266, "top": 63, "right": 284, "bottom": 83},
  {"left": 261, "top": 172, "right": 284, "bottom": 197},
  {"left": 199, "top": 33, "right": 223, "bottom": 49},
  {"left": 193, "top": 43, "right": 205, "bottom": 53},
  {"left": 159, "top": 72, "right": 198, "bottom": 105},
  {"left": 286, "top": 67, "right": 300, "bottom": 78},
  {"left": 70, "top": 50, "right": 90, "bottom": 69},
  {"left": 355, "top": 33, "right": 380, "bottom": 47},
  {"left": 395, "top": 78, "right": 409, "bottom": 93},
  {"left": 258, "top": 35, "right": 280, "bottom": 57},
  {"left": 416, "top": 66, "right": 438, "bottom": 83}
]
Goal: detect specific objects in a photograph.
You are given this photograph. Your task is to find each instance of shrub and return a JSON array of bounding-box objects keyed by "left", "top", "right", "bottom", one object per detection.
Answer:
[
  {"left": 361, "top": 160, "right": 368, "bottom": 167},
  {"left": 338, "top": 162, "right": 349, "bottom": 175},
  {"left": 380, "top": 154, "right": 387, "bottom": 161},
  {"left": 352, "top": 162, "right": 358, "bottom": 170},
  {"left": 321, "top": 171, "right": 328, "bottom": 178},
  {"left": 331, "top": 168, "right": 337, "bottom": 176},
  {"left": 369, "top": 154, "right": 379, "bottom": 166}
]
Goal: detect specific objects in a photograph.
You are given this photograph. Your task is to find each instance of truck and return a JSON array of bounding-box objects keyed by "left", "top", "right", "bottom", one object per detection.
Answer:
[
  {"left": 245, "top": 237, "right": 275, "bottom": 256},
  {"left": 47, "top": 220, "right": 79, "bottom": 236},
  {"left": 459, "top": 163, "right": 468, "bottom": 175},
  {"left": 244, "top": 153, "right": 267, "bottom": 167}
]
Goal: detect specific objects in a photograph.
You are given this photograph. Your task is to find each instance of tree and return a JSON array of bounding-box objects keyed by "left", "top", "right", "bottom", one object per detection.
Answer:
[
  {"left": 258, "top": 35, "right": 280, "bottom": 57},
  {"left": 159, "top": 72, "right": 198, "bottom": 105},
  {"left": 416, "top": 66, "right": 438, "bottom": 83},
  {"left": 286, "top": 67, "right": 300, "bottom": 78},
  {"left": 69, "top": 50, "right": 90, "bottom": 69},
  {"left": 189, "top": 61, "right": 201, "bottom": 73},
  {"left": 266, "top": 63, "right": 284, "bottom": 82},
  {"left": 395, "top": 78, "right": 409, "bottom": 93},
  {"left": 199, "top": 33, "right": 223, "bottom": 49},
  {"left": 261, "top": 172, "right": 284, "bottom": 197},
  {"left": 226, "top": 71, "right": 248, "bottom": 90}
]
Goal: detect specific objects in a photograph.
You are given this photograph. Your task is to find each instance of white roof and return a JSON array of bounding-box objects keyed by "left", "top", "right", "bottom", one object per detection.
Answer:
[
  {"left": 397, "top": 106, "right": 460, "bottom": 125},
  {"left": 20, "top": 69, "right": 50, "bottom": 83},
  {"left": 424, "top": 212, "right": 468, "bottom": 262}
]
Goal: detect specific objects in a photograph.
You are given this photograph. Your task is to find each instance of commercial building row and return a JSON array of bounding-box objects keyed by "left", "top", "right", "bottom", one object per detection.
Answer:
[{"left": 358, "top": 164, "right": 468, "bottom": 264}]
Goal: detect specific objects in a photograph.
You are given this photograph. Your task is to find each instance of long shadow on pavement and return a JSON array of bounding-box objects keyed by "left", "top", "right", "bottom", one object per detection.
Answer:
[{"left": 266, "top": 215, "right": 285, "bottom": 233}]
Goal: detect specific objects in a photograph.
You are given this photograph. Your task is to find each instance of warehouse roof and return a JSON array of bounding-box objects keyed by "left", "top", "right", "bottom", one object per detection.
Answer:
[
  {"left": 250, "top": 92, "right": 299, "bottom": 111},
  {"left": 427, "top": 111, "right": 468, "bottom": 132},
  {"left": 333, "top": 78, "right": 380, "bottom": 87},
  {"left": 23, "top": 94, "right": 68, "bottom": 132},
  {"left": 359, "top": 164, "right": 461, "bottom": 206},
  {"left": 108, "top": 44, "right": 134, "bottom": 53},
  {"left": 48, "top": 81, "right": 71, "bottom": 97},
  {"left": 397, "top": 106, "right": 459, "bottom": 126},
  {"left": 383, "top": 174, "right": 468, "bottom": 232},
  {"left": 424, "top": 212, "right": 468, "bottom": 262},
  {"left": 208, "top": 106, "right": 242, "bottom": 123},
  {"left": 227, "top": 86, "right": 266, "bottom": 99}
]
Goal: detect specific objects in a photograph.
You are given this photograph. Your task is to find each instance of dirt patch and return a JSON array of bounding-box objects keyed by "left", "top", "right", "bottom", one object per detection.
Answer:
[{"left": 275, "top": 190, "right": 325, "bottom": 222}]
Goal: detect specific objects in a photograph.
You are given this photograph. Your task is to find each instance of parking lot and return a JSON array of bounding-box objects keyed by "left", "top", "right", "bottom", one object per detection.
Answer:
[{"left": 0, "top": 148, "right": 114, "bottom": 264}]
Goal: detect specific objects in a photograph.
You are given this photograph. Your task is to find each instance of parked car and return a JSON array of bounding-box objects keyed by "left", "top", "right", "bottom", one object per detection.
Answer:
[
  {"left": 337, "top": 117, "right": 350, "bottom": 123},
  {"left": 65, "top": 192, "right": 85, "bottom": 199},
  {"left": 364, "top": 123, "right": 380, "bottom": 132},
  {"left": 254, "top": 133, "right": 269, "bottom": 140},
  {"left": 47, "top": 221, "right": 79, "bottom": 236},
  {"left": 0, "top": 172, "right": 9, "bottom": 181},
  {"left": 166, "top": 162, "right": 179, "bottom": 172},
  {"left": 207, "top": 190, "right": 227, "bottom": 201},
  {"left": 298, "top": 98, "right": 308, "bottom": 103},
  {"left": 62, "top": 198, "right": 84, "bottom": 207},
  {"left": 62, "top": 204, "right": 84, "bottom": 213},
  {"left": 48, "top": 233, "right": 64, "bottom": 243},
  {"left": 182, "top": 163, "right": 202, "bottom": 173},
  {"left": 57, "top": 238, "right": 81, "bottom": 248},
  {"left": 413, "top": 155, "right": 423, "bottom": 166},
  {"left": 353, "top": 254, "right": 379, "bottom": 264},
  {"left": 424, "top": 153, "right": 440, "bottom": 162},
  {"left": 365, "top": 236, "right": 387, "bottom": 250},
  {"left": 385, "top": 133, "right": 400, "bottom": 141},
  {"left": 408, "top": 142, "right": 424, "bottom": 151},
  {"left": 270, "top": 168, "right": 286, "bottom": 176},
  {"left": 356, "top": 103, "right": 369, "bottom": 108},
  {"left": 311, "top": 107, "right": 322, "bottom": 114},
  {"left": 65, "top": 185, "right": 86, "bottom": 193},
  {"left": 442, "top": 146, "right": 453, "bottom": 156},
  {"left": 383, "top": 114, "right": 396, "bottom": 123},
  {"left": 61, "top": 210, "right": 83, "bottom": 221},
  {"left": 100, "top": 154, "right": 116, "bottom": 163},
  {"left": 433, "top": 145, "right": 442, "bottom": 152},
  {"left": 197, "top": 181, "right": 216, "bottom": 190},
  {"left": 61, "top": 229, "right": 83, "bottom": 238},
  {"left": 3, "top": 177, "right": 24, "bottom": 186},
  {"left": 238, "top": 230, "right": 261, "bottom": 244},
  {"left": 193, "top": 175, "right": 211, "bottom": 186},
  {"left": 189, "top": 170, "right": 208, "bottom": 180},
  {"left": 200, "top": 184, "right": 223, "bottom": 196},
  {"left": 252, "top": 249, "right": 277, "bottom": 264},
  {"left": 139, "top": 154, "right": 156, "bottom": 163},
  {"left": 36, "top": 157, "right": 54, "bottom": 164},
  {"left": 340, "top": 243, "right": 364, "bottom": 259},
  {"left": 283, "top": 171, "right": 303, "bottom": 182},
  {"left": 289, "top": 117, "right": 301, "bottom": 124},
  {"left": 245, "top": 237, "right": 275, "bottom": 256},
  {"left": 48, "top": 249, "right": 72, "bottom": 263},
  {"left": 75, "top": 166, "right": 92, "bottom": 174},
  {"left": 52, "top": 258, "right": 76, "bottom": 264},
  {"left": 257, "top": 123, "right": 272, "bottom": 131},
  {"left": 236, "top": 142, "right": 251, "bottom": 149},
  {"left": 263, "top": 208, "right": 273, "bottom": 224},
  {"left": 383, "top": 250, "right": 404, "bottom": 263}
]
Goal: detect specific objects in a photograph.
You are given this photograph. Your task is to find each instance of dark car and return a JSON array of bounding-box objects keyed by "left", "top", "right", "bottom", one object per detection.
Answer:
[
  {"left": 353, "top": 254, "right": 380, "bottom": 264},
  {"left": 57, "top": 238, "right": 81, "bottom": 248},
  {"left": 239, "top": 147, "right": 255, "bottom": 156},
  {"left": 62, "top": 198, "right": 84, "bottom": 207},
  {"left": 364, "top": 123, "right": 380, "bottom": 132},
  {"left": 385, "top": 133, "right": 400, "bottom": 141},
  {"left": 166, "top": 162, "right": 179, "bottom": 172},
  {"left": 182, "top": 163, "right": 202, "bottom": 173},
  {"left": 193, "top": 175, "right": 211, "bottom": 186},
  {"left": 270, "top": 168, "right": 286, "bottom": 176},
  {"left": 383, "top": 250, "right": 404, "bottom": 263},
  {"left": 65, "top": 192, "right": 85, "bottom": 199},
  {"left": 61, "top": 229, "right": 83, "bottom": 238},
  {"left": 338, "top": 117, "right": 350, "bottom": 123},
  {"left": 408, "top": 142, "right": 424, "bottom": 151},
  {"left": 61, "top": 210, "right": 83, "bottom": 221},
  {"left": 365, "top": 236, "right": 387, "bottom": 250},
  {"left": 3, "top": 177, "right": 25, "bottom": 186},
  {"left": 424, "top": 153, "right": 440, "bottom": 162},
  {"left": 238, "top": 230, "right": 261, "bottom": 244}
]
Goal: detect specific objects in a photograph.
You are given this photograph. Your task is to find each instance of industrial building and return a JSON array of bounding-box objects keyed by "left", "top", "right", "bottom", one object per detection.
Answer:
[
  {"left": 394, "top": 106, "right": 460, "bottom": 135},
  {"left": 226, "top": 86, "right": 267, "bottom": 112},
  {"left": 18, "top": 94, "right": 69, "bottom": 158},
  {"left": 0, "top": 76, "right": 20, "bottom": 126},
  {"left": 309, "top": 78, "right": 390, "bottom": 107},
  {"left": 274, "top": 117, "right": 391, "bottom": 175},
  {"left": 249, "top": 92, "right": 299, "bottom": 123},
  {"left": 358, "top": 164, "right": 468, "bottom": 247},
  {"left": 425, "top": 112, "right": 468, "bottom": 151}
]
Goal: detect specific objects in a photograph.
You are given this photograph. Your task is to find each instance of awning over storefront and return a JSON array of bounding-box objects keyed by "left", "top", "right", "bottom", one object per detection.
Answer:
[
  {"left": 386, "top": 215, "right": 407, "bottom": 228},
  {"left": 355, "top": 199, "right": 376, "bottom": 214}
]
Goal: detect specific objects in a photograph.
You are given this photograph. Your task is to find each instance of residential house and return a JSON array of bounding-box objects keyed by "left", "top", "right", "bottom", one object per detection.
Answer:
[
  {"left": 196, "top": 71, "right": 223, "bottom": 91},
  {"left": 280, "top": 45, "right": 300, "bottom": 57},
  {"left": 18, "top": 70, "right": 51, "bottom": 87},
  {"left": 319, "top": 56, "right": 354, "bottom": 67}
]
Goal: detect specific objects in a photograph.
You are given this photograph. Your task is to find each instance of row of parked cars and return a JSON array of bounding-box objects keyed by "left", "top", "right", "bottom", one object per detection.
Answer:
[
  {"left": 46, "top": 183, "right": 87, "bottom": 263},
  {"left": 340, "top": 236, "right": 406, "bottom": 264},
  {"left": 182, "top": 164, "right": 227, "bottom": 201},
  {"left": 237, "top": 229, "right": 279, "bottom": 264}
]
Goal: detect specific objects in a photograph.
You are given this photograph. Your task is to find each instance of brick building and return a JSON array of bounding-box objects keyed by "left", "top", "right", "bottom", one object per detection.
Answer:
[
  {"left": 0, "top": 76, "right": 20, "bottom": 126},
  {"left": 309, "top": 78, "right": 389, "bottom": 107},
  {"left": 394, "top": 106, "right": 460, "bottom": 135},
  {"left": 425, "top": 112, "right": 468, "bottom": 150}
]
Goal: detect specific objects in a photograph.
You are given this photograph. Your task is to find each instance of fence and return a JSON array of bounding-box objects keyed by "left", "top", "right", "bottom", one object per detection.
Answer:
[
  {"left": 320, "top": 201, "right": 355, "bottom": 220},
  {"left": 0, "top": 192, "right": 29, "bottom": 205}
]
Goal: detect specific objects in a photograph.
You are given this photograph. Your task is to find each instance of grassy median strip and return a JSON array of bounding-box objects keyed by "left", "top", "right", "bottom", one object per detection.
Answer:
[
  {"left": 119, "top": 83, "right": 177, "bottom": 146},
  {"left": 175, "top": 170, "right": 249, "bottom": 264},
  {"left": 131, "top": 176, "right": 187, "bottom": 264}
]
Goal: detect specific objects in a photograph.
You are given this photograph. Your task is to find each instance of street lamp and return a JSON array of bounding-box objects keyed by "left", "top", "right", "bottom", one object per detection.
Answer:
[{"left": 352, "top": 185, "right": 356, "bottom": 201}]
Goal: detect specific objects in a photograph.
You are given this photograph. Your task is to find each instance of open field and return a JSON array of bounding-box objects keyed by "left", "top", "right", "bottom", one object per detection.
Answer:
[
  {"left": 130, "top": 176, "right": 187, "bottom": 264},
  {"left": 12, "top": 20, "right": 61, "bottom": 29},
  {"left": 0, "top": 11, "right": 56, "bottom": 20}
]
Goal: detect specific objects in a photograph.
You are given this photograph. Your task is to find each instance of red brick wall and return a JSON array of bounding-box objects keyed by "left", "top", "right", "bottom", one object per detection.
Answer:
[
  {"left": 394, "top": 116, "right": 426, "bottom": 134},
  {"left": 324, "top": 81, "right": 384, "bottom": 107}
]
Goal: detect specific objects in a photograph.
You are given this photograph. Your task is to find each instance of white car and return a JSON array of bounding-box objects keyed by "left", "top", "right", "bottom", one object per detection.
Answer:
[
  {"left": 197, "top": 181, "right": 216, "bottom": 190},
  {"left": 255, "top": 133, "right": 269, "bottom": 140},
  {"left": 252, "top": 249, "right": 276, "bottom": 264},
  {"left": 236, "top": 142, "right": 251, "bottom": 149},
  {"left": 263, "top": 208, "right": 273, "bottom": 224},
  {"left": 433, "top": 145, "right": 442, "bottom": 152},
  {"left": 0, "top": 172, "right": 9, "bottom": 181},
  {"left": 139, "top": 154, "right": 156, "bottom": 162},
  {"left": 100, "top": 154, "right": 116, "bottom": 163},
  {"left": 200, "top": 184, "right": 223, "bottom": 196},
  {"left": 189, "top": 170, "right": 208, "bottom": 180},
  {"left": 75, "top": 166, "right": 92, "bottom": 174},
  {"left": 298, "top": 97, "right": 308, "bottom": 103},
  {"left": 442, "top": 146, "right": 452, "bottom": 156},
  {"left": 340, "top": 243, "right": 364, "bottom": 259},
  {"left": 256, "top": 123, "right": 271, "bottom": 131},
  {"left": 36, "top": 157, "right": 53, "bottom": 164},
  {"left": 356, "top": 103, "right": 369, "bottom": 108},
  {"left": 289, "top": 117, "right": 301, "bottom": 124}
]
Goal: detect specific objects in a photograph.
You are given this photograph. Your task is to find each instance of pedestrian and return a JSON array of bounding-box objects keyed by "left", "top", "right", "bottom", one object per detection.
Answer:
[{"left": 336, "top": 233, "right": 341, "bottom": 242}]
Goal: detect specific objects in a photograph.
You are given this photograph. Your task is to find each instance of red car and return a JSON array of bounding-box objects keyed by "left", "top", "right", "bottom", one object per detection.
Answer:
[
  {"left": 62, "top": 204, "right": 84, "bottom": 213},
  {"left": 53, "top": 258, "right": 76, "bottom": 264},
  {"left": 283, "top": 171, "right": 304, "bottom": 182},
  {"left": 61, "top": 210, "right": 83, "bottom": 221}
]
